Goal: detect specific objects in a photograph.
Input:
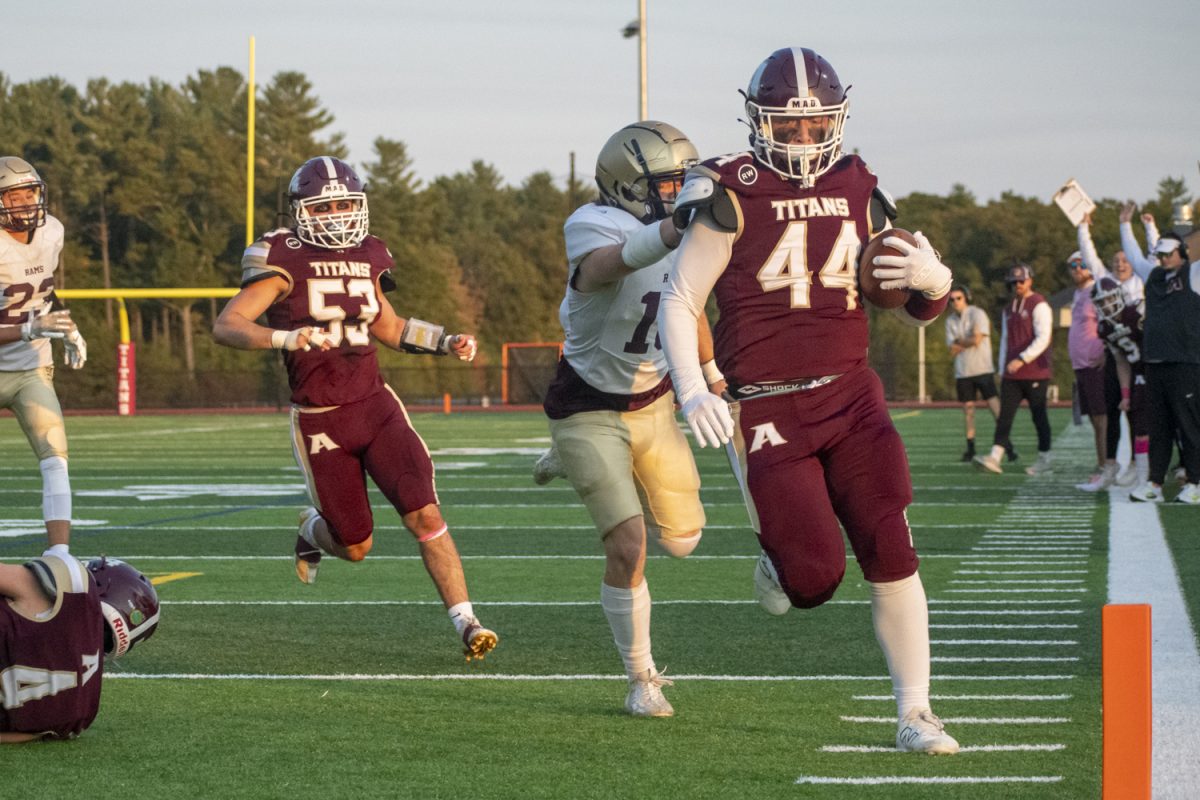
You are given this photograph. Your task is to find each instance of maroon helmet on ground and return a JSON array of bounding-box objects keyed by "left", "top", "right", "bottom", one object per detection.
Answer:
[
  {"left": 288, "top": 156, "right": 370, "bottom": 249},
  {"left": 87, "top": 557, "right": 160, "bottom": 659},
  {"left": 743, "top": 47, "right": 849, "bottom": 187},
  {"left": 1091, "top": 276, "right": 1126, "bottom": 321}
]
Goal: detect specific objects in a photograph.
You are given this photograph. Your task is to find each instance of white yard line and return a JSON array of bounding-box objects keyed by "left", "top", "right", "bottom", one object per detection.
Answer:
[
  {"left": 795, "top": 775, "right": 1063, "bottom": 785},
  {"left": 1107, "top": 496, "right": 1200, "bottom": 799}
]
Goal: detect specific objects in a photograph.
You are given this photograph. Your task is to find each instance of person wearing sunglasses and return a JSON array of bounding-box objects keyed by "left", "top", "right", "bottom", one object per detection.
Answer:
[{"left": 945, "top": 285, "right": 1011, "bottom": 463}]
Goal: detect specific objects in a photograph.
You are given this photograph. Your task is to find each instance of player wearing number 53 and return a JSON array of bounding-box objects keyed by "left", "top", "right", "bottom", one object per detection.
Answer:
[
  {"left": 659, "top": 48, "right": 958, "bottom": 753},
  {"left": 541, "top": 122, "right": 722, "bottom": 717},
  {"left": 213, "top": 156, "right": 497, "bottom": 661}
]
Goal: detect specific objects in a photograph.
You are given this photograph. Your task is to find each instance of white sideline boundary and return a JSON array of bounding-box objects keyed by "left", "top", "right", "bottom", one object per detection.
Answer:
[{"left": 1107, "top": 498, "right": 1200, "bottom": 798}]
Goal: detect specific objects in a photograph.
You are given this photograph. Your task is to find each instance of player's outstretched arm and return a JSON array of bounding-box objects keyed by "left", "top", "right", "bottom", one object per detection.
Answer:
[
  {"left": 370, "top": 289, "right": 476, "bottom": 361},
  {"left": 213, "top": 277, "right": 331, "bottom": 353},
  {"left": 573, "top": 218, "right": 682, "bottom": 293}
]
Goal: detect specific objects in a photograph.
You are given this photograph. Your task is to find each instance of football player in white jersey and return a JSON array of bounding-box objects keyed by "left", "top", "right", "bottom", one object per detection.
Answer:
[
  {"left": 0, "top": 157, "right": 87, "bottom": 551},
  {"left": 539, "top": 122, "right": 722, "bottom": 717}
]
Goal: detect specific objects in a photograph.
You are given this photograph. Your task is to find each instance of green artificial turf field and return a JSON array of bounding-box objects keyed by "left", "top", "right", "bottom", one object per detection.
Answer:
[{"left": 0, "top": 407, "right": 1172, "bottom": 798}]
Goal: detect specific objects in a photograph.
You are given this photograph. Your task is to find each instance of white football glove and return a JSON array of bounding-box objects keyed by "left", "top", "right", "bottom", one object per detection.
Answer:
[
  {"left": 447, "top": 334, "right": 477, "bottom": 362},
  {"left": 63, "top": 329, "right": 87, "bottom": 369},
  {"left": 681, "top": 391, "right": 735, "bottom": 449},
  {"left": 871, "top": 231, "right": 952, "bottom": 298},
  {"left": 20, "top": 310, "right": 75, "bottom": 341},
  {"left": 271, "top": 327, "right": 329, "bottom": 352}
]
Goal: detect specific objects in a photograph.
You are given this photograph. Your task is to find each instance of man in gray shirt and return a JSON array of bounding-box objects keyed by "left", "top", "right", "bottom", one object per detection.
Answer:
[{"left": 945, "top": 285, "right": 1011, "bottom": 462}]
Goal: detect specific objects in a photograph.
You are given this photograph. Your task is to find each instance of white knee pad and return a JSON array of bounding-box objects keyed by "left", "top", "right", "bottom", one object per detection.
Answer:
[
  {"left": 653, "top": 531, "right": 702, "bottom": 559},
  {"left": 40, "top": 456, "right": 72, "bottom": 522}
]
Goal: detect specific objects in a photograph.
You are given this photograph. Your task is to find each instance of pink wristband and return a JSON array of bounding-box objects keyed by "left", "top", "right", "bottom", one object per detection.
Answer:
[{"left": 1121, "top": 387, "right": 1131, "bottom": 400}]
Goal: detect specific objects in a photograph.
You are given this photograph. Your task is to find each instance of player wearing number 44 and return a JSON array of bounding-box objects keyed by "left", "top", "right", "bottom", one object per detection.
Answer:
[
  {"left": 659, "top": 48, "right": 958, "bottom": 754},
  {"left": 213, "top": 156, "right": 497, "bottom": 662}
]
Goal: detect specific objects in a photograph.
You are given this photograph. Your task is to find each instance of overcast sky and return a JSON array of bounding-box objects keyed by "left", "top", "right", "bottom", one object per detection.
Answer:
[{"left": 8, "top": 0, "right": 1197, "bottom": 205}]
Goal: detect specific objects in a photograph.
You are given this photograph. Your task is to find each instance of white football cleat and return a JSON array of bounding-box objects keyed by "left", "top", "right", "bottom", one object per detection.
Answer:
[
  {"left": 1175, "top": 483, "right": 1200, "bottom": 505},
  {"left": 753, "top": 551, "right": 791, "bottom": 616},
  {"left": 896, "top": 708, "right": 960, "bottom": 755},
  {"left": 1115, "top": 463, "right": 1138, "bottom": 487},
  {"left": 1129, "top": 481, "right": 1164, "bottom": 503},
  {"left": 1025, "top": 452, "right": 1053, "bottom": 476},
  {"left": 972, "top": 453, "right": 1002, "bottom": 474},
  {"left": 625, "top": 668, "right": 674, "bottom": 717},
  {"left": 532, "top": 447, "right": 566, "bottom": 486}
]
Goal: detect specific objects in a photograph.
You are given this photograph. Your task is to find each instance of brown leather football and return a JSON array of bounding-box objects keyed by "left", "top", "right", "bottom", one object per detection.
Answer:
[{"left": 858, "top": 228, "right": 918, "bottom": 309}]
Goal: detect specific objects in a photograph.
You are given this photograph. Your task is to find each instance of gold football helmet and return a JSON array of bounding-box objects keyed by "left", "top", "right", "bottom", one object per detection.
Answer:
[
  {"left": 594, "top": 121, "right": 699, "bottom": 223},
  {"left": 0, "top": 156, "right": 48, "bottom": 233}
]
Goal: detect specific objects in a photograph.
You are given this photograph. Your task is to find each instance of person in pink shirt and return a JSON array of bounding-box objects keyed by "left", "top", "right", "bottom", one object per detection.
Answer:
[{"left": 1066, "top": 251, "right": 1111, "bottom": 490}]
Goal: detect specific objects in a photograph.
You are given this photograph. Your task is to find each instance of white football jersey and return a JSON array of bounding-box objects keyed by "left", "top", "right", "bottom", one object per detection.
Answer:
[
  {"left": 559, "top": 204, "right": 676, "bottom": 395},
  {"left": 0, "top": 216, "right": 66, "bottom": 371}
]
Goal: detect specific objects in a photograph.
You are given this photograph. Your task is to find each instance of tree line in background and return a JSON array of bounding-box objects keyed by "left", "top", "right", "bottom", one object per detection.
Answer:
[{"left": 1, "top": 69, "right": 1194, "bottom": 408}]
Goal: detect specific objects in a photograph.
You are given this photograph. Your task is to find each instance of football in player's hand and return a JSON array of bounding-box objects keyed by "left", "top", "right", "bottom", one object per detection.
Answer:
[{"left": 858, "top": 229, "right": 918, "bottom": 309}]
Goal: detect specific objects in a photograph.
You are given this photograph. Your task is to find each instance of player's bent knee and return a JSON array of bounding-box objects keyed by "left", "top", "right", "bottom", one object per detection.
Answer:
[
  {"left": 343, "top": 537, "right": 373, "bottom": 562},
  {"left": 654, "top": 530, "right": 702, "bottom": 558},
  {"left": 781, "top": 567, "right": 844, "bottom": 609}
]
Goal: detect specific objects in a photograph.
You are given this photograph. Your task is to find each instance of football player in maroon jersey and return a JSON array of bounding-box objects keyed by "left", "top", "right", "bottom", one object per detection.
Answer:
[
  {"left": 1, "top": 553, "right": 157, "bottom": 742},
  {"left": 1093, "top": 277, "right": 1151, "bottom": 487},
  {"left": 659, "top": 47, "right": 958, "bottom": 754},
  {"left": 213, "top": 156, "right": 497, "bottom": 660}
]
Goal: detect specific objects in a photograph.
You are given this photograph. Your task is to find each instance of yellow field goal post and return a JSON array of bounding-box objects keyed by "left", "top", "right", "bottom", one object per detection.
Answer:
[{"left": 57, "top": 288, "right": 237, "bottom": 415}]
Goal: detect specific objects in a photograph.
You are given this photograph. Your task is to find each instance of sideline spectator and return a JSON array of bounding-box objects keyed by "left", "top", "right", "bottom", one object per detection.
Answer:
[
  {"left": 1065, "top": 252, "right": 1110, "bottom": 490},
  {"left": 1126, "top": 230, "right": 1200, "bottom": 504},
  {"left": 974, "top": 264, "right": 1054, "bottom": 476},
  {"left": 944, "top": 284, "right": 1011, "bottom": 462}
]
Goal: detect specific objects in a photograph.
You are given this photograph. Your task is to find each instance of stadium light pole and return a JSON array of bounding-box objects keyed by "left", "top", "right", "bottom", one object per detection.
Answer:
[{"left": 621, "top": 1, "right": 648, "bottom": 120}]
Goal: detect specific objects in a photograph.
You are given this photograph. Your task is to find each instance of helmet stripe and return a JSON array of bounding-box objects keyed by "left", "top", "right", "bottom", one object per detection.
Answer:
[
  {"left": 320, "top": 156, "right": 338, "bottom": 179},
  {"left": 789, "top": 47, "right": 807, "bottom": 96}
]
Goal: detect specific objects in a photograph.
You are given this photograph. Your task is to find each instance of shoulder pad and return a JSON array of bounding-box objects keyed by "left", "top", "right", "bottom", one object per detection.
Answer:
[
  {"left": 379, "top": 272, "right": 397, "bottom": 293},
  {"left": 674, "top": 173, "right": 738, "bottom": 233},
  {"left": 869, "top": 187, "right": 898, "bottom": 235}
]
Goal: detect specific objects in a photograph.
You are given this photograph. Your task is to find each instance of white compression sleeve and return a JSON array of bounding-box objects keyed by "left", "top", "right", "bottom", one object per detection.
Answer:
[
  {"left": 660, "top": 214, "right": 733, "bottom": 406},
  {"left": 40, "top": 456, "right": 71, "bottom": 522}
]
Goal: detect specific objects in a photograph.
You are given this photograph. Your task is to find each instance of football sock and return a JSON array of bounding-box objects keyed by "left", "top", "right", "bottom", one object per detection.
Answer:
[
  {"left": 298, "top": 509, "right": 333, "bottom": 552},
  {"left": 601, "top": 580, "right": 653, "bottom": 677},
  {"left": 869, "top": 573, "right": 931, "bottom": 719},
  {"left": 447, "top": 601, "right": 476, "bottom": 636},
  {"left": 965, "top": 437, "right": 975, "bottom": 453},
  {"left": 989, "top": 444, "right": 1005, "bottom": 462},
  {"left": 39, "top": 456, "right": 72, "bottom": 522},
  {"left": 1135, "top": 451, "right": 1150, "bottom": 483}
]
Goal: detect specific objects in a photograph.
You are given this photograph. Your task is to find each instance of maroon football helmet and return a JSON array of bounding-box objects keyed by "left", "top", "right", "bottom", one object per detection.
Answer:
[
  {"left": 744, "top": 47, "right": 849, "bottom": 187},
  {"left": 87, "top": 557, "right": 160, "bottom": 659},
  {"left": 288, "top": 156, "right": 370, "bottom": 249},
  {"left": 1091, "top": 276, "right": 1126, "bottom": 322}
]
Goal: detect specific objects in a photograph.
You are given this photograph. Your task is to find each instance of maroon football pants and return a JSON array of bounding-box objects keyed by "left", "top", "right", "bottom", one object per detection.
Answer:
[
  {"left": 290, "top": 386, "right": 438, "bottom": 546},
  {"left": 738, "top": 367, "right": 919, "bottom": 607}
]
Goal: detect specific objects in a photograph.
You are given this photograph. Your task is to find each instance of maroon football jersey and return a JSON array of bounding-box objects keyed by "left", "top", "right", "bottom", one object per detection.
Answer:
[
  {"left": 696, "top": 153, "right": 879, "bottom": 386},
  {"left": 241, "top": 229, "right": 394, "bottom": 407},
  {"left": 0, "top": 561, "right": 104, "bottom": 739},
  {"left": 1099, "top": 305, "right": 1146, "bottom": 378}
]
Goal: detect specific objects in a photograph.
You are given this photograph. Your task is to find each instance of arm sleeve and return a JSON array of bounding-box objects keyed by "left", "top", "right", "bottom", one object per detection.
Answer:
[
  {"left": 1120, "top": 222, "right": 1156, "bottom": 282},
  {"left": 1144, "top": 217, "right": 1161, "bottom": 252},
  {"left": 1020, "top": 302, "right": 1053, "bottom": 363},
  {"left": 1077, "top": 222, "right": 1107, "bottom": 279},
  {"left": 659, "top": 211, "right": 733, "bottom": 407}
]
